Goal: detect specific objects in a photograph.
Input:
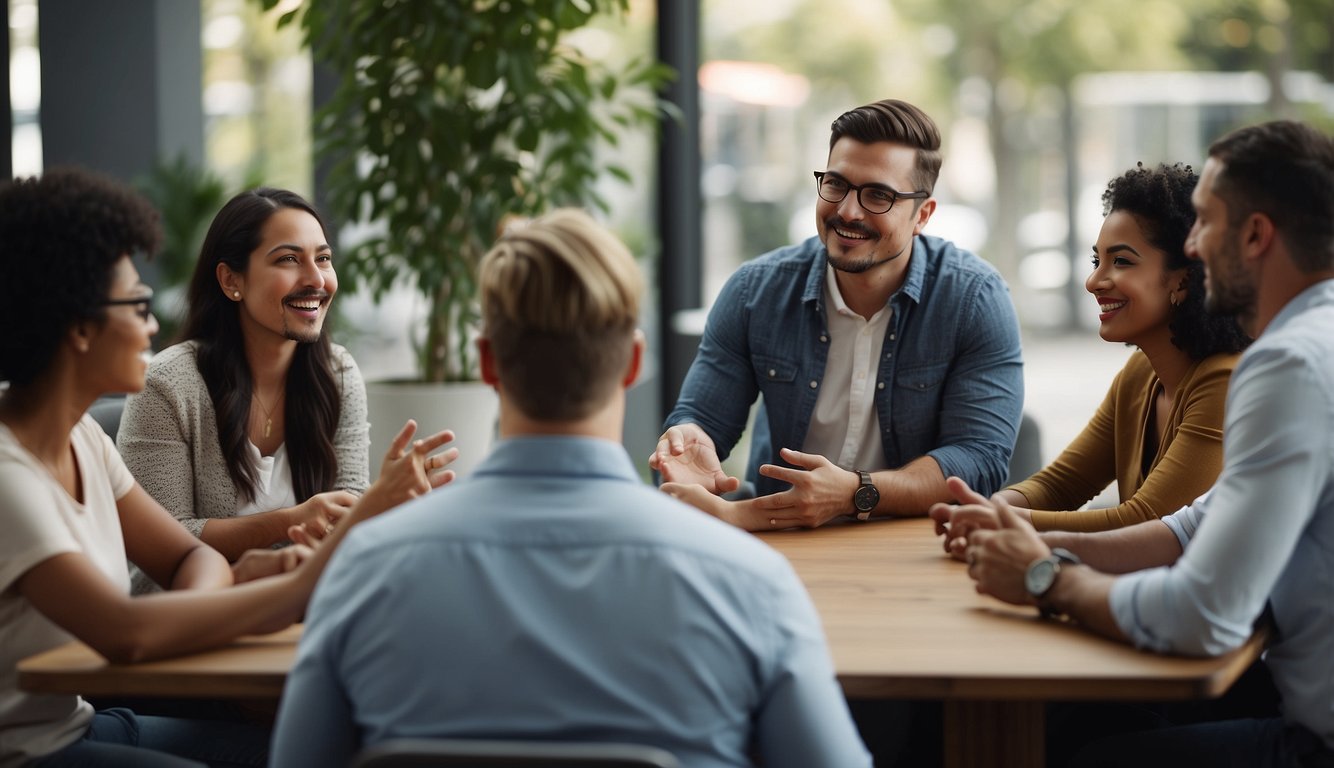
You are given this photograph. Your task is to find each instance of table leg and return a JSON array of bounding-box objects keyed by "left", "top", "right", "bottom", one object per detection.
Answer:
[{"left": 943, "top": 700, "right": 1044, "bottom": 768}]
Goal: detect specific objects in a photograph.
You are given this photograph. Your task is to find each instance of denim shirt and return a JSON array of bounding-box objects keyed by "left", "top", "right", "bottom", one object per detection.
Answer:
[{"left": 667, "top": 235, "right": 1023, "bottom": 497}]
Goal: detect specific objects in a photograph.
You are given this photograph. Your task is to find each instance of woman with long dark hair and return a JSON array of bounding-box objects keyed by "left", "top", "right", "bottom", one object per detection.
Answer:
[
  {"left": 119, "top": 188, "right": 457, "bottom": 588},
  {"left": 0, "top": 168, "right": 452, "bottom": 766}
]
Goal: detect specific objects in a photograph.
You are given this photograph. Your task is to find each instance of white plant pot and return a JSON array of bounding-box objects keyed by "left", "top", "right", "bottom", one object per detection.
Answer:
[{"left": 365, "top": 380, "right": 499, "bottom": 481}]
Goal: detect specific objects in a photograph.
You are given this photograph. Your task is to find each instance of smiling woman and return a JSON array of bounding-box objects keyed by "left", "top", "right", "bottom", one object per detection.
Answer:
[
  {"left": 985, "top": 163, "right": 1252, "bottom": 535},
  {"left": 0, "top": 167, "right": 456, "bottom": 767},
  {"left": 116, "top": 189, "right": 459, "bottom": 592}
]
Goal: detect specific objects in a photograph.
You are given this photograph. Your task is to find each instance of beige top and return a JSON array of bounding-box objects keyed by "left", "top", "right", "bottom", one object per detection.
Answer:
[
  {"left": 118, "top": 340, "right": 369, "bottom": 548},
  {"left": 0, "top": 416, "right": 134, "bottom": 766}
]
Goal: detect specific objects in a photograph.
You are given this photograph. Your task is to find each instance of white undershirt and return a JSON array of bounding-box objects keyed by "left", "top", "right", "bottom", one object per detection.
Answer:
[
  {"left": 235, "top": 442, "right": 296, "bottom": 517},
  {"left": 801, "top": 265, "right": 892, "bottom": 472}
]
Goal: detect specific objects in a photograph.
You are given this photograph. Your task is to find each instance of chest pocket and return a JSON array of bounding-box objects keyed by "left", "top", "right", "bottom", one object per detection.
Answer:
[
  {"left": 892, "top": 360, "right": 950, "bottom": 438},
  {"left": 753, "top": 355, "right": 798, "bottom": 386}
]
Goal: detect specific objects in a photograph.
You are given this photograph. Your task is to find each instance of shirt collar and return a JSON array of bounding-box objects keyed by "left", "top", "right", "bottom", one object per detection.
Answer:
[
  {"left": 1266, "top": 278, "right": 1334, "bottom": 336},
  {"left": 473, "top": 435, "right": 642, "bottom": 484},
  {"left": 804, "top": 235, "right": 927, "bottom": 308}
]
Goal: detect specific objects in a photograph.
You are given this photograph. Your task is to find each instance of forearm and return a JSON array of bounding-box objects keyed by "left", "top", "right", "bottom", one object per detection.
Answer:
[
  {"left": 111, "top": 573, "right": 310, "bottom": 662},
  {"left": 1041, "top": 520, "right": 1182, "bottom": 574},
  {"left": 868, "top": 456, "right": 948, "bottom": 517},
  {"left": 166, "top": 545, "right": 234, "bottom": 591},
  {"left": 199, "top": 508, "right": 298, "bottom": 561}
]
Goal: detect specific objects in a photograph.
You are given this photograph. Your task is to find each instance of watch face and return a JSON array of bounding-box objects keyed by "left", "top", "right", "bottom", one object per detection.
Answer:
[
  {"left": 1025, "top": 558, "right": 1058, "bottom": 598},
  {"left": 854, "top": 484, "right": 879, "bottom": 512}
]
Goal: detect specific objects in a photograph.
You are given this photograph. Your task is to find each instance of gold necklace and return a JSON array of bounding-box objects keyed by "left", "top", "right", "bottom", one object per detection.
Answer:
[{"left": 253, "top": 389, "right": 283, "bottom": 439}]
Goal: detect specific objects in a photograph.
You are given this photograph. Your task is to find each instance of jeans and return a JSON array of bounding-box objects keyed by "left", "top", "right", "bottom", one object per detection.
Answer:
[{"left": 27, "top": 708, "right": 269, "bottom": 768}]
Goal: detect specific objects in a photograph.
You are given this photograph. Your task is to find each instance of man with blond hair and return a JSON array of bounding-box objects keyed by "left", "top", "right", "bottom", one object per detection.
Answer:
[{"left": 270, "top": 209, "right": 871, "bottom": 768}]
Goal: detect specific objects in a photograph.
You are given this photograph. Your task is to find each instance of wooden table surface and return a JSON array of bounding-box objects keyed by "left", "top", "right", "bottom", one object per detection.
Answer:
[
  {"left": 756, "top": 517, "right": 1264, "bottom": 766},
  {"left": 18, "top": 625, "right": 299, "bottom": 700},
  {"left": 19, "top": 517, "right": 1263, "bottom": 766},
  {"left": 757, "top": 517, "right": 1264, "bottom": 702}
]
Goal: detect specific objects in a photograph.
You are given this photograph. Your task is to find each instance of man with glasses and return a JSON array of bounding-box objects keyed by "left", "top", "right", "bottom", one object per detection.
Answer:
[{"left": 653, "top": 98, "right": 1023, "bottom": 530}]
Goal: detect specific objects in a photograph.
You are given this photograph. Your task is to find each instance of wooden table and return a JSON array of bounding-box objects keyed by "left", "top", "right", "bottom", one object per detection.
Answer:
[
  {"left": 19, "top": 519, "right": 1263, "bottom": 767},
  {"left": 755, "top": 518, "right": 1266, "bottom": 767},
  {"left": 18, "top": 625, "right": 299, "bottom": 700}
]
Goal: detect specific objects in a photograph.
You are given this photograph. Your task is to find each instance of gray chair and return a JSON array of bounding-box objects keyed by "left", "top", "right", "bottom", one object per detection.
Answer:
[
  {"left": 350, "top": 739, "right": 680, "bottom": 768},
  {"left": 88, "top": 395, "right": 126, "bottom": 442},
  {"left": 1005, "top": 411, "right": 1042, "bottom": 486}
]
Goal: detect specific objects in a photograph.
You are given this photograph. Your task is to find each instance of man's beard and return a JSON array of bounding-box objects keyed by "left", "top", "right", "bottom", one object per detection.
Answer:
[
  {"left": 824, "top": 218, "right": 904, "bottom": 273},
  {"left": 1203, "top": 236, "right": 1256, "bottom": 317}
]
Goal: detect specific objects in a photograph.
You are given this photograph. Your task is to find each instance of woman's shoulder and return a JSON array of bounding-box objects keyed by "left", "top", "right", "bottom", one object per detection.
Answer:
[
  {"left": 1188, "top": 351, "right": 1241, "bottom": 377},
  {"left": 328, "top": 342, "right": 359, "bottom": 373},
  {"left": 146, "top": 341, "right": 204, "bottom": 381}
]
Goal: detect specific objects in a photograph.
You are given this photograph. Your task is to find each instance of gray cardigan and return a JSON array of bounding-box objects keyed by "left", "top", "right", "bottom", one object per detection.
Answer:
[{"left": 118, "top": 339, "right": 370, "bottom": 538}]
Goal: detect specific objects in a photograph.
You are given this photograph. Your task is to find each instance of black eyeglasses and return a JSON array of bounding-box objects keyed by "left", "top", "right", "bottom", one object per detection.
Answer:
[
  {"left": 814, "top": 171, "right": 929, "bottom": 215},
  {"left": 101, "top": 294, "right": 154, "bottom": 322}
]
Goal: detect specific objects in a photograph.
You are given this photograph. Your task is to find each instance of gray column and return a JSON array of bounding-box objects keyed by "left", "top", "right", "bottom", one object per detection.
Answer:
[
  {"left": 38, "top": 0, "right": 201, "bottom": 181},
  {"left": 656, "top": 0, "right": 702, "bottom": 421}
]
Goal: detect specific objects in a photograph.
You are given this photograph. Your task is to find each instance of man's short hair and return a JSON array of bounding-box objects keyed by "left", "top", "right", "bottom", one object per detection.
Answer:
[
  {"left": 1207, "top": 120, "right": 1334, "bottom": 272},
  {"left": 479, "top": 209, "right": 642, "bottom": 421},
  {"left": 829, "top": 99, "right": 943, "bottom": 194}
]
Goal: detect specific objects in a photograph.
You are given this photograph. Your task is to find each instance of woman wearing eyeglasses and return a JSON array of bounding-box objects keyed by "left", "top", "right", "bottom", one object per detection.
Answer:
[
  {"left": 116, "top": 187, "right": 458, "bottom": 592},
  {"left": 0, "top": 168, "right": 454, "bottom": 766}
]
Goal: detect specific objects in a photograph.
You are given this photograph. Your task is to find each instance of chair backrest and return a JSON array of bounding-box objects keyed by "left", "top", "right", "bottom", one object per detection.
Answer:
[
  {"left": 350, "top": 738, "right": 681, "bottom": 768},
  {"left": 88, "top": 395, "right": 126, "bottom": 442},
  {"left": 1005, "top": 411, "right": 1042, "bottom": 486}
]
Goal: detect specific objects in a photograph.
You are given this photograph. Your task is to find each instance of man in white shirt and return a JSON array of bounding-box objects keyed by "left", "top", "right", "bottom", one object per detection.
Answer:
[{"left": 932, "top": 120, "right": 1334, "bottom": 767}]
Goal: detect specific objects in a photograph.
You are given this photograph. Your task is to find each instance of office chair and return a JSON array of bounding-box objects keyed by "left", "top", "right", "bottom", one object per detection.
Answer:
[
  {"left": 88, "top": 395, "right": 126, "bottom": 442},
  {"left": 350, "top": 738, "right": 681, "bottom": 768}
]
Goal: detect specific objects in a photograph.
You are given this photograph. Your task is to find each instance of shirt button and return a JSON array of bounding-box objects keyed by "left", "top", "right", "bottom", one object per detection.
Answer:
[
  {"left": 819, "top": 334, "right": 828, "bottom": 343},
  {"left": 889, "top": 333, "right": 896, "bottom": 341},
  {"left": 877, "top": 382, "right": 885, "bottom": 390},
  {"left": 768, "top": 369, "right": 776, "bottom": 378},
  {"left": 809, "top": 380, "right": 818, "bottom": 389}
]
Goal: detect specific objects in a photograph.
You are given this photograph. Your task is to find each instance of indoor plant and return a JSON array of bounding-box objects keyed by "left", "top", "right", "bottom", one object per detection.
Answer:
[
  {"left": 273, "top": 0, "right": 669, "bottom": 381},
  {"left": 269, "top": 0, "right": 669, "bottom": 473}
]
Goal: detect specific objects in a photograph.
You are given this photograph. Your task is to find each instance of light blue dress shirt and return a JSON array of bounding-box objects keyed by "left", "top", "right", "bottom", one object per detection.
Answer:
[
  {"left": 666, "top": 235, "right": 1023, "bottom": 497},
  {"left": 1110, "top": 279, "right": 1334, "bottom": 749},
  {"left": 270, "top": 436, "right": 871, "bottom": 768}
]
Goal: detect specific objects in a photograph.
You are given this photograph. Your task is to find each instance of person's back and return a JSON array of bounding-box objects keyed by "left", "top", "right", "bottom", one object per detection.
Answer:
[{"left": 270, "top": 209, "right": 870, "bottom": 768}]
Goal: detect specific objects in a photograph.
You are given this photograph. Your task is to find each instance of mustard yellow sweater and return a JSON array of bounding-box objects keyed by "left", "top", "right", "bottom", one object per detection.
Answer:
[{"left": 1011, "top": 350, "right": 1237, "bottom": 532}]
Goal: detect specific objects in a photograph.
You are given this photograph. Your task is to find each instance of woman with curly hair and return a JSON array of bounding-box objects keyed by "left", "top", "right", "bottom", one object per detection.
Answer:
[
  {"left": 0, "top": 168, "right": 453, "bottom": 766},
  {"left": 995, "top": 163, "right": 1250, "bottom": 533}
]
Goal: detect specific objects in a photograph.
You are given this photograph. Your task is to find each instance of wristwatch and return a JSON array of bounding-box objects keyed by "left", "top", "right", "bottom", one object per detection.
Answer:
[
  {"left": 851, "top": 470, "right": 879, "bottom": 521},
  {"left": 1025, "top": 548, "right": 1081, "bottom": 619}
]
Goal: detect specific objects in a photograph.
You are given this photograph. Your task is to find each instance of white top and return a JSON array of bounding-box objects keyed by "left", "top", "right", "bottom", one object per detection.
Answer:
[
  {"left": 0, "top": 415, "right": 135, "bottom": 766},
  {"left": 801, "top": 265, "right": 892, "bottom": 471},
  {"left": 1110, "top": 279, "right": 1334, "bottom": 748},
  {"left": 234, "top": 442, "right": 295, "bottom": 517}
]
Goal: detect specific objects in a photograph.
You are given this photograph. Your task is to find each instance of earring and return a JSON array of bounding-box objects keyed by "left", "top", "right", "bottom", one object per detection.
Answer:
[
  {"left": 1169, "top": 292, "right": 1179, "bottom": 307},
  {"left": 232, "top": 291, "right": 241, "bottom": 299}
]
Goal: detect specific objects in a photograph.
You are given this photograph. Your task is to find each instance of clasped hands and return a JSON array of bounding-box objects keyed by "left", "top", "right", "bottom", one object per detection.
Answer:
[
  {"left": 650, "top": 423, "right": 859, "bottom": 530},
  {"left": 929, "top": 476, "right": 1051, "bottom": 606},
  {"left": 235, "top": 419, "right": 459, "bottom": 583}
]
